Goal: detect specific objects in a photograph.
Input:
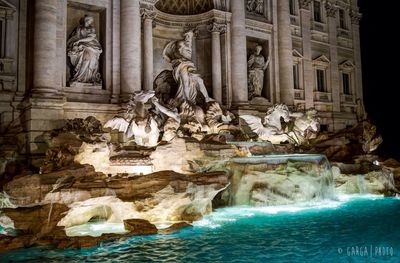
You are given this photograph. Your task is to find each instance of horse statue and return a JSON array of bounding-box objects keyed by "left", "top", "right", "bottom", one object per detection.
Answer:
[{"left": 240, "top": 104, "right": 291, "bottom": 144}]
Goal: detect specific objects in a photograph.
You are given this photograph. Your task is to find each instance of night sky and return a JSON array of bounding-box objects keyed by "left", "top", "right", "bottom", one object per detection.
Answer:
[{"left": 358, "top": 0, "right": 399, "bottom": 159}]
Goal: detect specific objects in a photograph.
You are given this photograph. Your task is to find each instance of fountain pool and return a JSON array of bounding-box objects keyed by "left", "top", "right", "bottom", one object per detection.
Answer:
[{"left": 1, "top": 195, "right": 399, "bottom": 262}]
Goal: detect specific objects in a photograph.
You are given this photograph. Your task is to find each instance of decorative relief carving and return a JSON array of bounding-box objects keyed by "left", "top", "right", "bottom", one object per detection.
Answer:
[
  {"left": 246, "top": 0, "right": 265, "bottom": 16},
  {"left": 299, "top": 0, "right": 312, "bottom": 10},
  {"left": 325, "top": 2, "right": 337, "bottom": 18},
  {"left": 350, "top": 10, "right": 362, "bottom": 25},
  {"left": 207, "top": 22, "right": 226, "bottom": 34},
  {"left": 141, "top": 7, "right": 157, "bottom": 21}
]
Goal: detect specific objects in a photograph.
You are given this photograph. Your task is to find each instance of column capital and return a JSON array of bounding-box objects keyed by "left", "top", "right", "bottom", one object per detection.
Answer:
[
  {"left": 350, "top": 10, "right": 362, "bottom": 25},
  {"left": 299, "top": 0, "right": 312, "bottom": 10},
  {"left": 140, "top": 7, "right": 156, "bottom": 21},
  {"left": 207, "top": 22, "right": 226, "bottom": 34},
  {"left": 325, "top": 2, "right": 338, "bottom": 18}
]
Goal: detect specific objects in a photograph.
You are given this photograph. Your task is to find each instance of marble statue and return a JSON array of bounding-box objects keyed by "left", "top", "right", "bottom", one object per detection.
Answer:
[
  {"left": 246, "top": 0, "right": 264, "bottom": 15},
  {"left": 241, "top": 104, "right": 291, "bottom": 144},
  {"left": 241, "top": 104, "right": 321, "bottom": 145},
  {"left": 248, "top": 45, "right": 270, "bottom": 99},
  {"left": 287, "top": 109, "right": 320, "bottom": 145},
  {"left": 162, "top": 30, "right": 214, "bottom": 107},
  {"left": 67, "top": 15, "right": 102, "bottom": 85},
  {"left": 105, "top": 91, "right": 160, "bottom": 147}
]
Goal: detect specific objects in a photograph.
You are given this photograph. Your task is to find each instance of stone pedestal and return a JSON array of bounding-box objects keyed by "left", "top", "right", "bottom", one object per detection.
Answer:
[{"left": 23, "top": 97, "right": 66, "bottom": 157}]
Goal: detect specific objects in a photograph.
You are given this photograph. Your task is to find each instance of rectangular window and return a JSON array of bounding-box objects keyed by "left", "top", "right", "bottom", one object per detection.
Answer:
[
  {"left": 313, "top": 1, "right": 322, "bottom": 22},
  {"left": 289, "top": 0, "right": 296, "bottom": 15},
  {"left": 293, "top": 64, "right": 300, "bottom": 89},
  {"left": 316, "top": 69, "right": 326, "bottom": 92},
  {"left": 339, "top": 9, "right": 347, "bottom": 29},
  {"left": 342, "top": 73, "right": 351, "bottom": 94}
]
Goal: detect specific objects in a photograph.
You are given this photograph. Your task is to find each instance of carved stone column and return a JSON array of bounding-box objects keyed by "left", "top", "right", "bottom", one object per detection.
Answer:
[
  {"left": 299, "top": 0, "right": 314, "bottom": 109},
  {"left": 120, "top": 0, "right": 141, "bottom": 99},
  {"left": 350, "top": 9, "right": 365, "bottom": 120},
  {"left": 231, "top": 0, "right": 248, "bottom": 104},
  {"left": 326, "top": 2, "right": 340, "bottom": 112},
  {"left": 141, "top": 7, "right": 156, "bottom": 91},
  {"left": 208, "top": 22, "right": 226, "bottom": 103},
  {"left": 32, "top": 0, "right": 59, "bottom": 96},
  {"left": 25, "top": 0, "right": 65, "bottom": 156},
  {"left": 277, "top": 0, "right": 294, "bottom": 105}
]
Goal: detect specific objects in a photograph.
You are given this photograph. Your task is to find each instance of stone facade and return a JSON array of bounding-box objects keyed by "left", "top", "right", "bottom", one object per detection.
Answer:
[{"left": 0, "top": 0, "right": 364, "bottom": 155}]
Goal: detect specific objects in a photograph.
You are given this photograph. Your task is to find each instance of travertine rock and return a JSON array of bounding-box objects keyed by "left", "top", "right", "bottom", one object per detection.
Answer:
[{"left": 123, "top": 219, "right": 158, "bottom": 234}]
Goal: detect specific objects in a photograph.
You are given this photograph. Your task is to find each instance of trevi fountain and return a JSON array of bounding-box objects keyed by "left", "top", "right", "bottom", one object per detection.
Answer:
[{"left": 0, "top": 0, "right": 399, "bottom": 262}]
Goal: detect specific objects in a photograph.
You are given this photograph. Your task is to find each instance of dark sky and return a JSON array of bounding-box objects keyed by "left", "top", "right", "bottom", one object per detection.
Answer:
[{"left": 358, "top": 0, "right": 399, "bottom": 159}]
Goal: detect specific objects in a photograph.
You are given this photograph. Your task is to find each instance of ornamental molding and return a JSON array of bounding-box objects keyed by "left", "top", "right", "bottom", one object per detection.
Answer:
[
  {"left": 313, "top": 55, "right": 330, "bottom": 66},
  {"left": 141, "top": 7, "right": 157, "bottom": 21},
  {"left": 325, "top": 2, "right": 338, "bottom": 18},
  {"left": 207, "top": 22, "right": 226, "bottom": 33},
  {"left": 339, "top": 60, "right": 355, "bottom": 70},
  {"left": 299, "top": 0, "right": 312, "bottom": 10},
  {"left": 349, "top": 10, "right": 362, "bottom": 25},
  {"left": 155, "top": 9, "right": 231, "bottom": 29}
]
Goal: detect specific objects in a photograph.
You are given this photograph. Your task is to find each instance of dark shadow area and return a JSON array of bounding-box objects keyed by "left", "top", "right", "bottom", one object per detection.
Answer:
[{"left": 359, "top": 0, "right": 400, "bottom": 159}]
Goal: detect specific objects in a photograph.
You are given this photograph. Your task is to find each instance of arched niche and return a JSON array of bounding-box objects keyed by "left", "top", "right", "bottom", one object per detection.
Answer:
[{"left": 151, "top": 4, "right": 231, "bottom": 100}]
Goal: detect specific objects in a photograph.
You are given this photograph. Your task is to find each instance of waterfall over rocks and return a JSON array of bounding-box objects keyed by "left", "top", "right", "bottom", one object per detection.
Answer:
[{"left": 221, "top": 154, "right": 336, "bottom": 206}]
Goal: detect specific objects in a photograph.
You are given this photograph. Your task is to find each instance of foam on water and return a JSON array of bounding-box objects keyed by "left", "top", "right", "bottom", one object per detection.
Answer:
[
  {"left": 65, "top": 222, "right": 128, "bottom": 237},
  {"left": 195, "top": 194, "right": 378, "bottom": 229}
]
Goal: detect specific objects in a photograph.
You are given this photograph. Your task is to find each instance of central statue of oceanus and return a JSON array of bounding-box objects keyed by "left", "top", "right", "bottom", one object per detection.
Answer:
[{"left": 160, "top": 30, "right": 214, "bottom": 107}]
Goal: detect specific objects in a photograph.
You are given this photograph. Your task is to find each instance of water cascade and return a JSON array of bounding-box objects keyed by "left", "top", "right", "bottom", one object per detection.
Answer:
[{"left": 223, "top": 154, "right": 336, "bottom": 206}]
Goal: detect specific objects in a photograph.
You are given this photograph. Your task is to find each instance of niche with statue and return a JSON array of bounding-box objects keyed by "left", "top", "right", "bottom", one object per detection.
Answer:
[
  {"left": 66, "top": 3, "right": 105, "bottom": 89},
  {"left": 247, "top": 39, "right": 271, "bottom": 104}
]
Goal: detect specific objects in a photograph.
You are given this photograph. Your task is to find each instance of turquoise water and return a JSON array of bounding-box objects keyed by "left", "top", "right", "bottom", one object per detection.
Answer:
[{"left": 1, "top": 196, "right": 399, "bottom": 263}]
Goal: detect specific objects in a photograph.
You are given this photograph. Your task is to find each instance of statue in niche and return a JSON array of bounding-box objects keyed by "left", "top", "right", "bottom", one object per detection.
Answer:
[
  {"left": 248, "top": 44, "right": 270, "bottom": 100},
  {"left": 246, "top": 0, "right": 264, "bottom": 15},
  {"left": 67, "top": 15, "right": 102, "bottom": 85},
  {"left": 162, "top": 30, "right": 214, "bottom": 107}
]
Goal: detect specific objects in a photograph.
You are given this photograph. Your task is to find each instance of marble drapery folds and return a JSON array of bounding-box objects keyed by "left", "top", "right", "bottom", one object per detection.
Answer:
[
  {"left": 163, "top": 31, "right": 213, "bottom": 107},
  {"left": 67, "top": 15, "right": 102, "bottom": 85}
]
